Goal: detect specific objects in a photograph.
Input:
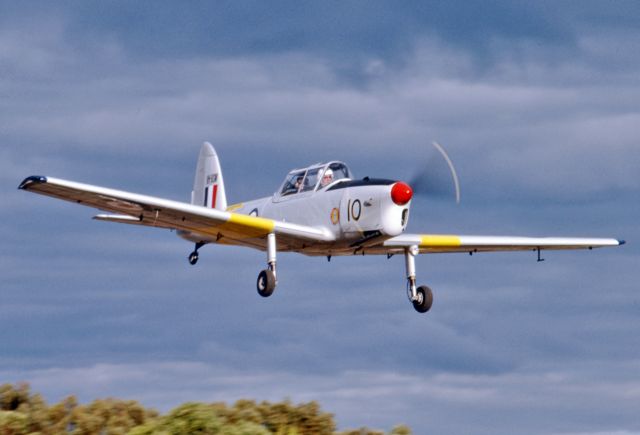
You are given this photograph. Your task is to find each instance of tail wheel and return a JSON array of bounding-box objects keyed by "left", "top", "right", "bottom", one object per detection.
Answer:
[
  {"left": 188, "top": 242, "right": 205, "bottom": 266},
  {"left": 188, "top": 251, "right": 199, "bottom": 265},
  {"left": 413, "top": 285, "right": 433, "bottom": 313},
  {"left": 257, "top": 269, "right": 276, "bottom": 297}
]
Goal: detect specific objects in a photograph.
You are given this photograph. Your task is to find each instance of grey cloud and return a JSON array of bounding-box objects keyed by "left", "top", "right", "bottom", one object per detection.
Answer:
[
  {"left": 2, "top": 1, "right": 568, "bottom": 61},
  {"left": 2, "top": 1, "right": 638, "bottom": 76},
  {"left": 3, "top": 21, "right": 638, "bottom": 204}
]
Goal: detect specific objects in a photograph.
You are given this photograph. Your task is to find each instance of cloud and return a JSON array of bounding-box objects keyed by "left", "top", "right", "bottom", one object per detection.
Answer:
[{"left": 2, "top": 16, "right": 638, "bottom": 205}]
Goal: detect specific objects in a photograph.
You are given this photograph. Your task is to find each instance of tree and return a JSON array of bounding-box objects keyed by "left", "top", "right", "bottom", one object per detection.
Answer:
[
  {"left": 0, "top": 383, "right": 411, "bottom": 434},
  {"left": 0, "top": 411, "right": 28, "bottom": 435},
  {"left": 70, "top": 398, "right": 156, "bottom": 435},
  {"left": 0, "top": 384, "right": 31, "bottom": 412},
  {"left": 1, "top": 383, "right": 51, "bottom": 434},
  {"left": 390, "top": 424, "right": 412, "bottom": 435},
  {"left": 256, "top": 400, "right": 335, "bottom": 435},
  {"left": 129, "top": 402, "right": 270, "bottom": 435}
]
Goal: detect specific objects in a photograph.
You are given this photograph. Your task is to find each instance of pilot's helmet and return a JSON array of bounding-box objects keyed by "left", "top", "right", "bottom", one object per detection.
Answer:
[{"left": 322, "top": 168, "right": 334, "bottom": 184}]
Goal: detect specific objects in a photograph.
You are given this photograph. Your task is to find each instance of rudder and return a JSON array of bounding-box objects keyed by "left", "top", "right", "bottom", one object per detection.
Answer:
[{"left": 191, "top": 142, "right": 227, "bottom": 210}]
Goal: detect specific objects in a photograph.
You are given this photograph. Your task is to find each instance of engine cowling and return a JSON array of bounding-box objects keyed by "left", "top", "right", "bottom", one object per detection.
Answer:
[{"left": 339, "top": 179, "right": 412, "bottom": 238}]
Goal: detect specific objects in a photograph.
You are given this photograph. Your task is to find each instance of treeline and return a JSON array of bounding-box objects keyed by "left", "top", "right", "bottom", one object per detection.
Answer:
[{"left": 1, "top": 383, "right": 411, "bottom": 435}]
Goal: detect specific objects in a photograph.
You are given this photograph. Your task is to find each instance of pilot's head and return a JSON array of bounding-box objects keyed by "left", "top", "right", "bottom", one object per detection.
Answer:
[{"left": 321, "top": 168, "right": 333, "bottom": 186}]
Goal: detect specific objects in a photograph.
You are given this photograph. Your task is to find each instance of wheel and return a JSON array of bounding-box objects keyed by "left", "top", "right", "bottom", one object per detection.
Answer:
[
  {"left": 257, "top": 269, "right": 276, "bottom": 297},
  {"left": 413, "top": 285, "right": 433, "bottom": 313},
  {"left": 188, "top": 251, "right": 199, "bottom": 265}
]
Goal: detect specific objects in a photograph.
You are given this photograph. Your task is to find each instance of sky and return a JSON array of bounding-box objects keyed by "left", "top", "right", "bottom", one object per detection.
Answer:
[{"left": 1, "top": 1, "right": 639, "bottom": 433}]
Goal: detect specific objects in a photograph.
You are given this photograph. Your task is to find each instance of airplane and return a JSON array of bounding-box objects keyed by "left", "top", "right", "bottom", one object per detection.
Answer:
[{"left": 19, "top": 142, "right": 625, "bottom": 313}]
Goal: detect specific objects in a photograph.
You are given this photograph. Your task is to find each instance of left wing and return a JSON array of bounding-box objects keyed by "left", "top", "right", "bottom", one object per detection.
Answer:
[
  {"left": 18, "top": 176, "right": 334, "bottom": 250},
  {"left": 379, "top": 233, "right": 624, "bottom": 255}
]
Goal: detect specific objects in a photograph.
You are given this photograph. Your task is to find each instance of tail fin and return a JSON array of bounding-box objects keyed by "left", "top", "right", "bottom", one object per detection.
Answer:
[{"left": 191, "top": 142, "right": 227, "bottom": 210}]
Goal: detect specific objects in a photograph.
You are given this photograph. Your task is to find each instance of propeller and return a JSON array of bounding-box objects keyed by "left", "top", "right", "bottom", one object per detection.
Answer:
[{"left": 409, "top": 141, "right": 461, "bottom": 204}]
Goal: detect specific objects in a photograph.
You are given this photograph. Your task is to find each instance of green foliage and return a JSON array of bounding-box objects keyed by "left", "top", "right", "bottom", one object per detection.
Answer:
[
  {"left": 70, "top": 398, "right": 158, "bottom": 435},
  {"left": 0, "top": 411, "right": 28, "bottom": 435},
  {"left": 218, "top": 420, "right": 271, "bottom": 435},
  {"left": 256, "top": 399, "right": 335, "bottom": 435},
  {"left": 1, "top": 384, "right": 156, "bottom": 435},
  {"left": 0, "top": 383, "right": 411, "bottom": 435},
  {"left": 390, "top": 424, "right": 412, "bottom": 435},
  {"left": 150, "top": 402, "right": 223, "bottom": 434}
]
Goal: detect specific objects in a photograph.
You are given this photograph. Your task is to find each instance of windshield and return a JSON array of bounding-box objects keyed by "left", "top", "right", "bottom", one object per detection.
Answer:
[
  {"left": 280, "top": 170, "right": 306, "bottom": 196},
  {"left": 279, "top": 162, "right": 352, "bottom": 196},
  {"left": 300, "top": 167, "right": 321, "bottom": 192}
]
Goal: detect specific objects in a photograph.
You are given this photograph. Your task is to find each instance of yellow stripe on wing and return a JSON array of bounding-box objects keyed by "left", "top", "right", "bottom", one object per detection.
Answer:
[
  {"left": 228, "top": 213, "right": 275, "bottom": 232},
  {"left": 215, "top": 212, "right": 276, "bottom": 239},
  {"left": 420, "top": 235, "right": 461, "bottom": 248}
]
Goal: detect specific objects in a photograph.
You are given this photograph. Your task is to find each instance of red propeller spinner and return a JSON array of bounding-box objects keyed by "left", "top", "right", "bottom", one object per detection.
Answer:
[{"left": 391, "top": 181, "right": 413, "bottom": 206}]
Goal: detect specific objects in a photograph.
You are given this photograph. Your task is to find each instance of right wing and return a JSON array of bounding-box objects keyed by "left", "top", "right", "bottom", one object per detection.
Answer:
[
  {"left": 379, "top": 233, "right": 624, "bottom": 255},
  {"left": 19, "top": 175, "right": 334, "bottom": 250}
]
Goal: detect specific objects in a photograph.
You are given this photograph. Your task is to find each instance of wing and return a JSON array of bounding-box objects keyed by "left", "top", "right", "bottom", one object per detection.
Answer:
[
  {"left": 377, "top": 233, "right": 624, "bottom": 255},
  {"left": 18, "top": 176, "right": 334, "bottom": 250}
]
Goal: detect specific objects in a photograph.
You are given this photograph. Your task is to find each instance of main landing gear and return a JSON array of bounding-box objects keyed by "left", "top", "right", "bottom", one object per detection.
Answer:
[
  {"left": 257, "top": 233, "right": 277, "bottom": 297},
  {"left": 189, "top": 237, "right": 430, "bottom": 313},
  {"left": 405, "top": 245, "right": 433, "bottom": 313}
]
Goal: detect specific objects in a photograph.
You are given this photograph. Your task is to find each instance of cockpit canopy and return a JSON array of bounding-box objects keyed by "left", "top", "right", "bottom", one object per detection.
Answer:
[{"left": 279, "top": 161, "right": 352, "bottom": 196}]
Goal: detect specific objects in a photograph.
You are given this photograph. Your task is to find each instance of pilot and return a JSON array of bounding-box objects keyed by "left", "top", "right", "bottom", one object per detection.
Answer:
[
  {"left": 320, "top": 168, "right": 333, "bottom": 187},
  {"left": 294, "top": 176, "right": 304, "bottom": 191}
]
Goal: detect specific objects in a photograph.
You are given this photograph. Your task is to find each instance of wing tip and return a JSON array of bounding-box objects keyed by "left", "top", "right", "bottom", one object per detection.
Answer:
[
  {"left": 18, "top": 175, "right": 47, "bottom": 190},
  {"left": 618, "top": 239, "right": 626, "bottom": 246}
]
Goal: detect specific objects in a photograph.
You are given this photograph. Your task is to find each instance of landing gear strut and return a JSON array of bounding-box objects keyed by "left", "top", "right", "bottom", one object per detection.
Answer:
[
  {"left": 405, "top": 245, "right": 433, "bottom": 313},
  {"left": 257, "top": 233, "right": 277, "bottom": 297},
  {"left": 188, "top": 242, "right": 206, "bottom": 265}
]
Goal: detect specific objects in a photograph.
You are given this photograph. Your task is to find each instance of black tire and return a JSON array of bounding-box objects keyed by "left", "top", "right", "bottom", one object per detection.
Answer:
[
  {"left": 257, "top": 269, "right": 276, "bottom": 297},
  {"left": 413, "top": 285, "right": 433, "bottom": 313},
  {"left": 188, "top": 251, "right": 199, "bottom": 265}
]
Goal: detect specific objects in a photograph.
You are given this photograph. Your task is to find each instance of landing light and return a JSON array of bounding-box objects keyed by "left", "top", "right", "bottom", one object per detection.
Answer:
[{"left": 391, "top": 182, "right": 413, "bottom": 206}]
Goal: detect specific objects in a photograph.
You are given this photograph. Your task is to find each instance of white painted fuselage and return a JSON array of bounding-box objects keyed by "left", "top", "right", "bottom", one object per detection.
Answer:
[{"left": 179, "top": 161, "right": 412, "bottom": 256}]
